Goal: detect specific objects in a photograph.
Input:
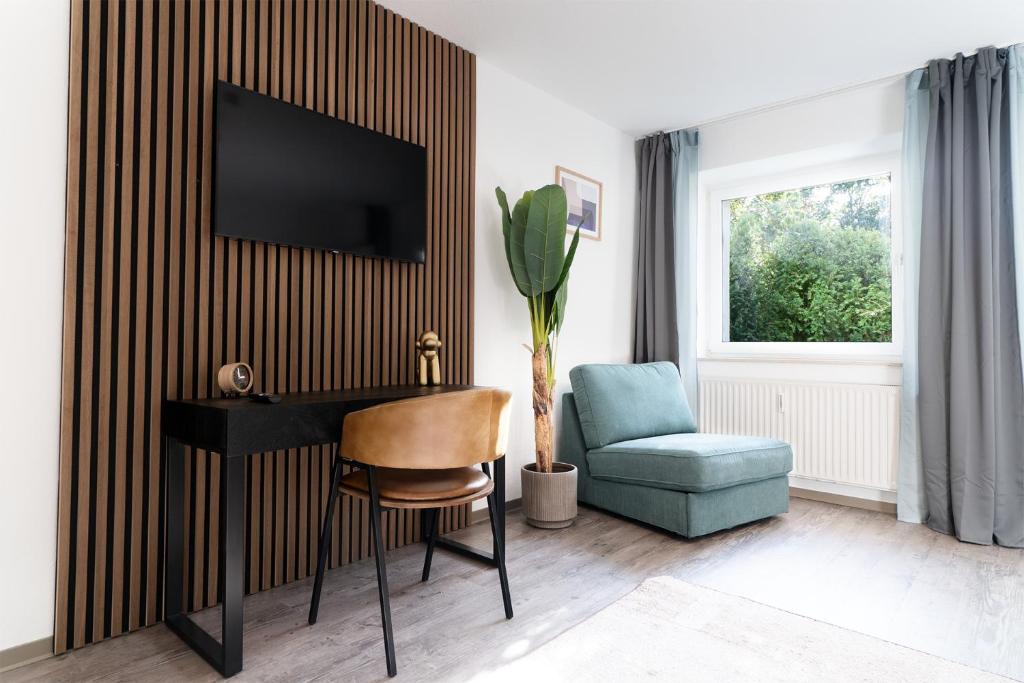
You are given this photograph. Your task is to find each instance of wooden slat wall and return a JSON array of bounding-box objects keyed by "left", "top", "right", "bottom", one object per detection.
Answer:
[{"left": 56, "top": 0, "right": 476, "bottom": 652}]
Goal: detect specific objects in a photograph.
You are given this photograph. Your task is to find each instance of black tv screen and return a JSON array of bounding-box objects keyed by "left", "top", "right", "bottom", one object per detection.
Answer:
[{"left": 213, "top": 81, "right": 427, "bottom": 262}]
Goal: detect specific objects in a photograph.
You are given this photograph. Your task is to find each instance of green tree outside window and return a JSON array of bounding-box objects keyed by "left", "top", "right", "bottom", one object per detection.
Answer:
[{"left": 727, "top": 174, "right": 893, "bottom": 343}]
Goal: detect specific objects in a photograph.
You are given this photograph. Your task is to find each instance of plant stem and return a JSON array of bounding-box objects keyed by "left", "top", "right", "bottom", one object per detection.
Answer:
[{"left": 531, "top": 342, "right": 553, "bottom": 474}]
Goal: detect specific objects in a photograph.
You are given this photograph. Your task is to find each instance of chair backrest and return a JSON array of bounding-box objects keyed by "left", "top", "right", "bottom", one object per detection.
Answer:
[
  {"left": 341, "top": 388, "right": 512, "bottom": 469},
  {"left": 568, "top": 361, "right": 696, "bottom": 449}
]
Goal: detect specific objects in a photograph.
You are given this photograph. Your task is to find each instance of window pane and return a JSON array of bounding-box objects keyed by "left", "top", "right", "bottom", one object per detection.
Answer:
[{"left": 726, "top": 174, "right": 892, "bottom": 343}]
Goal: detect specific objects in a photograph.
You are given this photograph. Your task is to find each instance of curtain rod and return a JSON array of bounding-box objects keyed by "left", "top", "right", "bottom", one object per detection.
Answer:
[
  {"left": 656, "top": 42, "right": 1020, "bottom": 138},
  {"left": 652, "top": 70, "right": 908, "bottom": 139}
]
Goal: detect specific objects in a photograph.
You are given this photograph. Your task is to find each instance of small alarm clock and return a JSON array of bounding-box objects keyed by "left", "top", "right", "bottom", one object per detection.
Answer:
[{"left": 217, "top": 362, "right": 254, "bottom": 397}]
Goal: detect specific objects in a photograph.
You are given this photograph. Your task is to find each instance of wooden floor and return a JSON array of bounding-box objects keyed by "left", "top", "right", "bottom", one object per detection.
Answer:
[{"left": 10, "top": 498, "right": 1024, "bottom": 682}]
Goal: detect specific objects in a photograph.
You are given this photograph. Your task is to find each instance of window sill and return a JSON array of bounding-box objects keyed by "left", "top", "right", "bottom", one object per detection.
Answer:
[{"left": 698, "top": 351, "right": 903, "bottom": 367}]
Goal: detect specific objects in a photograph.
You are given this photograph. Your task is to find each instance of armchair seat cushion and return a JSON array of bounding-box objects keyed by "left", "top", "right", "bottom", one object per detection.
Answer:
[{"left": 586, "top": 433, "right": 793, "bottom": 493}]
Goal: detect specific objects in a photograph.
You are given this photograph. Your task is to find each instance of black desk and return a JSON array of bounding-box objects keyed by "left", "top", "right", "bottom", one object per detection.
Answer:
[{"left": 162, "top": 385, "right": 506, "bottom": 677}]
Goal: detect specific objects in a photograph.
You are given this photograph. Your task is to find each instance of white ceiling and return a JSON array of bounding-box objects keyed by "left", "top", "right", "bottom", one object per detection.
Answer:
[{"left": 378, "top": 0, "right": 1024, "bottom": 136}]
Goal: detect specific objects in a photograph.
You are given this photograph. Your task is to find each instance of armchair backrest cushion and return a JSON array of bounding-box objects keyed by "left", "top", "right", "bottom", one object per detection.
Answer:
[{"left": 567, "top": 362, "right": 697, "bottom": 449}]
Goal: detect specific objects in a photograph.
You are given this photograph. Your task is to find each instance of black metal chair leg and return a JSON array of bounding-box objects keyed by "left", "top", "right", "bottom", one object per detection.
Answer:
[
  {"left": 309, "top": 457, "right": 343, "bottom": 625},
  {"left": 421, "top": 508, "right": 439, "bottom": 582},
  {"left": 367, "top": 466, "right": 398, "bottom": 677},
  {"left": 487, "top": 492, "right": 514, "bottom": 619}
]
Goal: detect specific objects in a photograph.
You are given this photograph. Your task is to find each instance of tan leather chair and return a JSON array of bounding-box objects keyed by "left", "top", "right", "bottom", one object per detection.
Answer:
[{"left": 307, "top": 388, "right": 513, "bottom": 678}]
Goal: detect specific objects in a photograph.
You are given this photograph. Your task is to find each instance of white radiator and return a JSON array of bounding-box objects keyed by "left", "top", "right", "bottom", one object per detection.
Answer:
[{"left": 698, "top": 378, "right": 900, "bottom": 492}]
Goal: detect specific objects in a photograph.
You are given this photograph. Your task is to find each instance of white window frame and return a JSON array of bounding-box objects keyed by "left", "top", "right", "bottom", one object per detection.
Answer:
[{"left": 700, "top": 154, "right": 903, "bottom": 361}]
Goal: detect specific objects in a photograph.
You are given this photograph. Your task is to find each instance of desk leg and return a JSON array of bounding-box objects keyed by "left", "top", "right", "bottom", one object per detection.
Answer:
[
  {"left": 220, "top": 454, "right": 245, "bottom": 676},
  {"left": 165, "top": 438, "right": 185, "bottom": 619},
  {"left": 164, "top": 445, "right": 245, "bottom": 677}
]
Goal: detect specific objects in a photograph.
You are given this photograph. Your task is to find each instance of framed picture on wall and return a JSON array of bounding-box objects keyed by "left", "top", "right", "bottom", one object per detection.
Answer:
[{"left": 556, "top": 166, "right": 602, "bottom": 241}]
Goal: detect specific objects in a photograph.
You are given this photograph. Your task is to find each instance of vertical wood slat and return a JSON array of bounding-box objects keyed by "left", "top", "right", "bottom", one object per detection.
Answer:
[
  {"left": 127, "top": 1, "right": 152, "bottom": 632},
  {"left": 56, "top": 0, "right": 475, "bottom": 652},
  {"left": 144, "top": 0, "right": 167, "bottom": 628},
  {"left": 76, "top": 0, "right": 100, "bottom": 645},
  {"left": 110, "top": 0, "right": 136, "bottom": 637}
]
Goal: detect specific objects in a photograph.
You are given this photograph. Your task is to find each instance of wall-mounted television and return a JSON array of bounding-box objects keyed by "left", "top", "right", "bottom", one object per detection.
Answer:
[{"left": 213, "top": 81, "right": 427, "bottom": 263}]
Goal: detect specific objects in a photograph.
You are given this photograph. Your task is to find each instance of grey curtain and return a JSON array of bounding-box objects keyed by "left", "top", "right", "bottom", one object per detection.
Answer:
[
  {"left": 918, "top": 46, "right": 1024, "bottom": 548},
  {"left": 633, "top": 132, "right": 679, "bottom": 364}
]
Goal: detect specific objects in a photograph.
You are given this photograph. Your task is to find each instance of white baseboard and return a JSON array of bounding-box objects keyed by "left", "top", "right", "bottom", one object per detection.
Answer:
[
  {"left": 789, "top": 475, "right": 896, "bottom": 503},
  {"left": 0, "top": 637, "right": 52, "bottom": 673},
  {"left": 789, "top": 475, "right": 897, "bottom": 514}
]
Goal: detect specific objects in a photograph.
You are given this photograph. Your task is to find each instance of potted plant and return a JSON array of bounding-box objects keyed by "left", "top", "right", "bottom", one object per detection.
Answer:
[{"left": 495, "top": 184, "right": 581, "bottom": 528}]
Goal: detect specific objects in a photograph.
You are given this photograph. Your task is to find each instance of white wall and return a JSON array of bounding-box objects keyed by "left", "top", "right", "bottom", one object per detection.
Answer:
[
  {"left": 0, "top": 0, "right": 69, "bottom": 653},
  {"left": 700, "top": 78, "right": 904, "bottom": 180},
  {"left": 474, "top": 59, "right": 636, "bottom": 500}
]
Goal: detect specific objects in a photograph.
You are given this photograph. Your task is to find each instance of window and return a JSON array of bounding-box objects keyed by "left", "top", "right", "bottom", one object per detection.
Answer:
[{"left": 703, "top": 158, "right": 901, "bottom": 358}]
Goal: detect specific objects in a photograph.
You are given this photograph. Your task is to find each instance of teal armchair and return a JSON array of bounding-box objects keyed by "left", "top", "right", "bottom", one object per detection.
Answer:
[{"left": 559, "top": 362, "right": 792, "bottom": 538}]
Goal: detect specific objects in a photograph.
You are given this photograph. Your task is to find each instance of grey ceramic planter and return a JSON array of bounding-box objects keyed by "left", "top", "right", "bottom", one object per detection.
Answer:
[{"left": 521, "top": 462, "right": 578, "bottom": 528}]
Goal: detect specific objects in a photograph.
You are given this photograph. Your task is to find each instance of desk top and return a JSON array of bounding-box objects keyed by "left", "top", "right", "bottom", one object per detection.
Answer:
[{"left": 163, "top": 384, "right": 473, "bottom": 456}]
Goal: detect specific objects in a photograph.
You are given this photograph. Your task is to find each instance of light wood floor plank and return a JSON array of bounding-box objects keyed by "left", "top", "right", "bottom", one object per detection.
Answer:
[{"left": 10, "top": 499, "right": 1024, "bottom": 682}]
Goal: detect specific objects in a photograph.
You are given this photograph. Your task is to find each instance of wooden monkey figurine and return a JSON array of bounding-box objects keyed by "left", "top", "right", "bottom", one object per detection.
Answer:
[
  {"left": 413, "top": 331, "right": 442, "bottom": 387},
  {"left": 416, "top": 331, "right": 442, "bottom": 386}
]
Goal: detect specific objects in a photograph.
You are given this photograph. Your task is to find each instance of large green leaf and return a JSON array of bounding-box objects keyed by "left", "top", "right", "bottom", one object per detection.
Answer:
[
  {"left": 495, "top": 187, "right": 530, "bottom": 296},
  {"left": 496, "top": 186, "right": 513, "bottom": 232},
  {"left": 524, "top": 184, "right": 568, "bottom": 295},
  {"left": 552, "top": 227, "right": 581, "bottom": 303},
  {"left": 545, "top": 228, "right": 579, "bottom": 332},
  {"left": 552, "top": 275, "right": 569, "bottom": 332},
  {"left": 511, "top": 190, "right": 535, "bottom": 294}
]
